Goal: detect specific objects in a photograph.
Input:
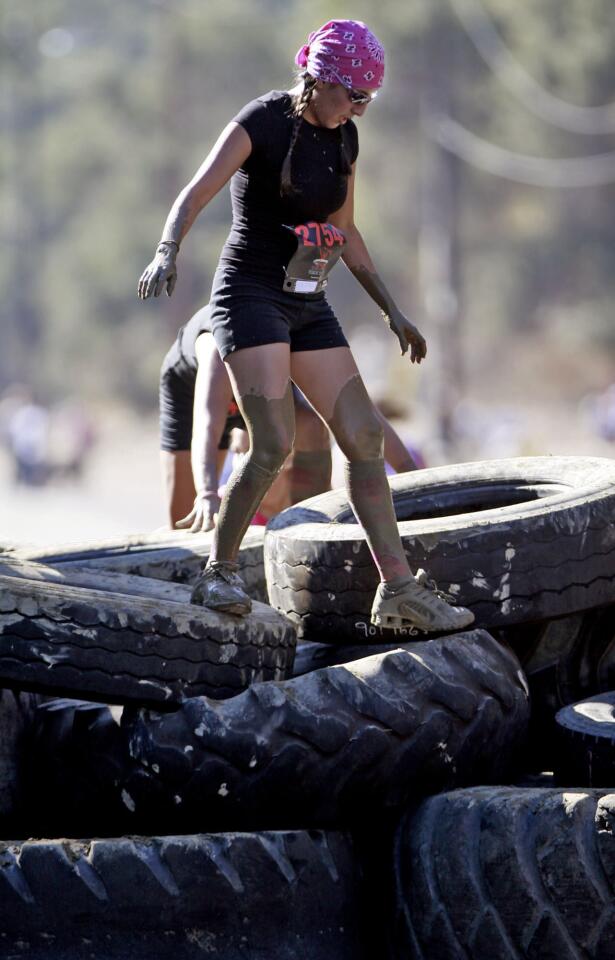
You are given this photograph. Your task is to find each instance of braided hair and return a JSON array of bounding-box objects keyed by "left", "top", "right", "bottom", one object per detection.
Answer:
[{"left": 280, "top": 72, "right": 352, "bottom": 198}]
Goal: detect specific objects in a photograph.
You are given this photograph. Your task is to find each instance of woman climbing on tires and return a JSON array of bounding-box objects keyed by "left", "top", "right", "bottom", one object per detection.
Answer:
[{"left": 139, "top": 19, "right": 474, "bottom": 633}]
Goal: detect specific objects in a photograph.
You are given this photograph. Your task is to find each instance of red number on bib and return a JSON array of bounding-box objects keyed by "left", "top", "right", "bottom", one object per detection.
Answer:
[
  {"left": 321, "top": 224, "right": 334, "bottom": 247},
  {"left": 294, "top": 222, "right": 345, "bottom": 247},
  {"left": 295, "top": 225, "right": 314, "bottom": 246},
  {"left": 305, "top": 221, "right": 321, "bottom": 246}
]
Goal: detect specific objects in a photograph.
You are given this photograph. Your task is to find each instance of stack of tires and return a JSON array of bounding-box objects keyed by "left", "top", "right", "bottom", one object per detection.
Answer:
[{"left": 1, "top": 455, "right": 615, "bottom": 958}]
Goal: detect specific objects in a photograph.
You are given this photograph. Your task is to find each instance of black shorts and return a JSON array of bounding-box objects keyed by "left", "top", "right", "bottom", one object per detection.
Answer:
[
  {"left": 159, "top": 343, "right": 245, "bottom": 453},
  {"left": 209, "top": 272, "right": 349, "bottom": 360}
]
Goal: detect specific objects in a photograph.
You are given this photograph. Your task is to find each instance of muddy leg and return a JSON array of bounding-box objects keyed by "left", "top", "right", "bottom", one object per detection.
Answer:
[
  {"left": 211, "top": 344, "right": 295, "bottom": 563},
  {"left": 291, "top": 348, "right": 410, "bottom": 582}
]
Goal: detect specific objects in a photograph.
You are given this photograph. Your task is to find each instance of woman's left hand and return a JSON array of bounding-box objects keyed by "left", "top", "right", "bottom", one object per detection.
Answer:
[{"left": 385, "top": 309, "right": 427, "bottom": 364}]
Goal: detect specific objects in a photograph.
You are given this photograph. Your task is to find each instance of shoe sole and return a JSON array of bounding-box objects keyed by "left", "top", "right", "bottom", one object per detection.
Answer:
[
  {"left": 209, "top": 601, "right": 252, "bottom": 616},
  {"left": 191, "top": 596, "right": 252, "bottom": 616},
  {"left": 371, "top": 611, "right": 475, "bottom": 632}
]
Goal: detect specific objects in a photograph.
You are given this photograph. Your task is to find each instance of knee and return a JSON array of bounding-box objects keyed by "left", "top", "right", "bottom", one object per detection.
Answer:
[
  {"left": 336, "top": 413, "right": 384, "bottom": 461},
  {"left": 251, "top": 423, "right": 294, "bottom": 473},
  {"left": 240, "top": 385, "right": 295, "bottom": 474}
]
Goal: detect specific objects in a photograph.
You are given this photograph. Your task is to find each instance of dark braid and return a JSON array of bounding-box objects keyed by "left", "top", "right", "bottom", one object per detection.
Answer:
[
  {"left": 280, "top": 73, "right": 317, "bottom": 197},
  {"left": 280, "top": 72, "right": 353, "bottom": 197},
  {"left": 289, "top": 71, "right": 318, "bottom": 118}
]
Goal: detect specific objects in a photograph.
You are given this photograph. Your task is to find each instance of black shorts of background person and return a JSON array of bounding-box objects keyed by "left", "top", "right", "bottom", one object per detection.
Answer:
[{"left": 159, "top": 304, "right": 418, "bottom": 531}]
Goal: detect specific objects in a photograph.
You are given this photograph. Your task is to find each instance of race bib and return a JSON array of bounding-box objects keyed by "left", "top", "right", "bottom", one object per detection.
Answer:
[{"left": 283, "top": 221, "right": 346, "bottom": 294}]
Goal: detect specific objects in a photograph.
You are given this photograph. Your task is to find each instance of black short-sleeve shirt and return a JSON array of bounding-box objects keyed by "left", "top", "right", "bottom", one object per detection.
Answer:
[{"left": 217, "top": 90, "right": 359, "bottom": 289}]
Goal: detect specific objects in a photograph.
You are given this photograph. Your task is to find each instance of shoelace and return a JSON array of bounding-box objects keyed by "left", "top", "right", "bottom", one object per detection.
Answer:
[
  {"left": 205, "top": 561, "right": 239, "bottom": 584},
  {"left": 414, "top": 569, "right": 456, "bottom": 604}
]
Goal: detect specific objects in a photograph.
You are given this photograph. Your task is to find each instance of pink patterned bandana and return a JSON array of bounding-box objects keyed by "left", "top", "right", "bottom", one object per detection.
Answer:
[{"left": 294, "top": 20, "right": 385, "bottom": 90}]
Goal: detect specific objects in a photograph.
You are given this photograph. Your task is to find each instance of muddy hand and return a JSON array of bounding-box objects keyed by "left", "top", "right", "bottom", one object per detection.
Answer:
[
  {"left": 175, "top": 492, "right": 220, "bottom": 533},
  {"left": 385, "top": 309, "right": 427, "bottom": 364},
  {"left": 138, "top": 246, "right": 178, "bottom": 300}
]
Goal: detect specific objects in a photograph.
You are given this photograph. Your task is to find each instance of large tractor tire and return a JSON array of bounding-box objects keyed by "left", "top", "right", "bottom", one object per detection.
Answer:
[
  {"left": 0, "top": 830, "right": 364, "bottom": 960},
  {"left": 394, "top": 786, "right": 615, "bottom": 960},
  {"left": 118, "top": 630, "right": 529, "bottom": 833},
  {"left": 292, "top": 640, "right": 403, "bottom": 677}
]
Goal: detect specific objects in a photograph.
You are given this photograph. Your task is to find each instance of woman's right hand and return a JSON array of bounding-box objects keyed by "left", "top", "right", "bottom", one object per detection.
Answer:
[{"left": 138, "top": 245, "right": 178, "bottom": 299}]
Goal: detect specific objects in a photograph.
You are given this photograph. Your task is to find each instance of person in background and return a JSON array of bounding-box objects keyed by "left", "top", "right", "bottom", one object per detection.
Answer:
[
  {"left": 5, "top": 392, "right": 50, "bottom": 487},
  {"left": 160, "top": 304, "right": 420, "bottom": 531}
]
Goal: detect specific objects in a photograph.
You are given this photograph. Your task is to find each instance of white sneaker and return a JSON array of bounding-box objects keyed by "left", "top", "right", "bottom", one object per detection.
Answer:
[{"left": 371, "top": 570, "right": 475, "bottom": 632}]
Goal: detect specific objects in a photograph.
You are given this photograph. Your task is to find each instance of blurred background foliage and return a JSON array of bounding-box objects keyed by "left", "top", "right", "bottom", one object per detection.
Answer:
[{"left": 2, "top": 0, "right": 615, "bottom": 435}]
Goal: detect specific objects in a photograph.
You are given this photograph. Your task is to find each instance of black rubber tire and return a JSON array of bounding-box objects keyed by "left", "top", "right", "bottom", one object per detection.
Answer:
[
  {"left": 20, "top": 698, "right": 133, "bottom": 838},
  {"left": 0, "top": 830, "right": 364, "bottom": 960},
  {"left": 500, "top": 604, "right": 615, "bottom": 767},
  {"left": 554, "top": 691, "right": 615, "bottom": 786},
  {"left": 17, "top": 526, "right": 267, "bottom": 602},
  {"left": 0, "top": 687, "right": 40, "bottom": 822},
  {"left": 394, "top": 786, "right": 615, "bottom": 960},
  {"left": 117, "top": 630, "right": 529, "bottom": 833},
  {"left": 0, "top": 570, "right": 295, "bottom": 707},
  {"left": 0, "top": 555, "right": 224, "bottom": 604},
  {"left": 292, "top": 640, "right": 404, "bottom": 677},
  {"left": 265, "top": 456, "right": 615, "bottom": 643}
]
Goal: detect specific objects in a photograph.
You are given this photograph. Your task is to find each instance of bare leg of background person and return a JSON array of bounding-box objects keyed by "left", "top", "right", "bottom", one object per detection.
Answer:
[
  {"left": 287, "top": 402, "right": 332, "bottom": 504},
  {"left": 287, "top": 448, "right": 332, "bottom": 503},
  {"left": 376, "top": 408, "right": 419, "bottom": 472},
  {"left": 160, "top": 450, "right": 195, "bottom": 527}
]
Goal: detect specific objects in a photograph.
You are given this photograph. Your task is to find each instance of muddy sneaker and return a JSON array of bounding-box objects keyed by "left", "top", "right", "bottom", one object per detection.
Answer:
[
  {"left": 190, "top": 561, "right": 252, "bottom": 616},
  {"left": 371, "top": 571, "right": 475, "bottom": 632}
]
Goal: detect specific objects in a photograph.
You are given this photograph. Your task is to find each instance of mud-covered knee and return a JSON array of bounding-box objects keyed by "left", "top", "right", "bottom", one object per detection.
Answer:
[
  {"left": 338, "top": 415, "right": 384, "bottom": 461},
  {"left": 327, "top": 374, "right": 384, "bottom": 461},
  {"left": 239, "top": 384, "right": 295, "bottom": 474},
  {"left": 251, "top": 428, "right": 293, "bottom": 473}
]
